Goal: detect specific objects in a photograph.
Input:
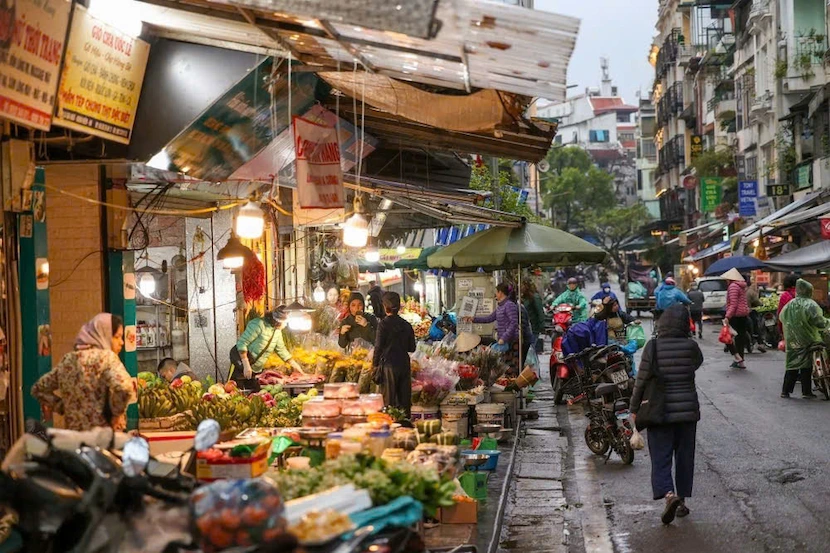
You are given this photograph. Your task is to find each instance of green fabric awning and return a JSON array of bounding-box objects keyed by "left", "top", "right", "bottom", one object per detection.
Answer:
[
  {"left": 427, "top": 223, "right": 607, "bottom": 270},
  {"left": 393, "top": 245, "right": 441, "bottom": 270}
]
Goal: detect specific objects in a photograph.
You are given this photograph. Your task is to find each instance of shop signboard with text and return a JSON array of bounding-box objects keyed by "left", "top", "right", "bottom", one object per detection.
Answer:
[
  {"left": 0, "top": 0, "right": 71, "bottom": 130},
  {"left": 821, "top": 218, "right": 830, "bottom": 240},
  {"left": 54, "top": 6, "right": 150, "bottom": 144},
  {"left": 700, "top": 177, "right": 723, "bottom": 213},
  {"left": 293, "top": 115, "right": 344, "bottom": 209},
  {"left": 738, "top": 180, "right": 757, "bottom": 217}
]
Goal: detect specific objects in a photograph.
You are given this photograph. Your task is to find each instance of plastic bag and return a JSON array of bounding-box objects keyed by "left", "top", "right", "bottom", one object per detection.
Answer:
[
  {"left": 630, "top": 428, "right": 645, "bottom": 450},
  {"left": 778, "top": 340, "right": 786, "bottom": 352},
  {"left": 525, "top": 345, "right": 539, "bottom": 368},
  {"left": 490, "top": 342, "right": 510, "bottom": 354},
  {"left": 718, "top": 324, "right": 734, "bottom": 345},
  {"left": 626, "top": 324, "right": 646, "bottom": 348}
]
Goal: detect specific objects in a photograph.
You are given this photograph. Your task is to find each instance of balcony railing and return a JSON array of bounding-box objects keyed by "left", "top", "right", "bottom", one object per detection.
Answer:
[
  {"left": 658, "top": 135, "right": 686, "bottom": 174},
  {"left": 794, "top": 34, "right": 828, "bottom": 67}
]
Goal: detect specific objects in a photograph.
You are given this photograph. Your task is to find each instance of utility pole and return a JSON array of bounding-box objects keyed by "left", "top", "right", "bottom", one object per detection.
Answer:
[{"left": 491, "top": 157, "right": 501, "bottom": 211}]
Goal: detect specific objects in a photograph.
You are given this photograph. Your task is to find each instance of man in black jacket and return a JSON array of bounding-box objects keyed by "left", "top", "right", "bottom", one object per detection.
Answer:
[{"left": 630, "top": 304, "right": 703, "bottom": 525}]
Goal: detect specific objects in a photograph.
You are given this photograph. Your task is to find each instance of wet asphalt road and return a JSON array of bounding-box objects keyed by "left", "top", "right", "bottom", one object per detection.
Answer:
[{"left": 564, "top": 280, "right": 830, "bottom": 553}]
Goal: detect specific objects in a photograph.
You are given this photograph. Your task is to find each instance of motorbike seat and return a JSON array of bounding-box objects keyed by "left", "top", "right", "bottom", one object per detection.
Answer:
[{"left": 595, "top": 383, "right": 618, "bottom": 397}]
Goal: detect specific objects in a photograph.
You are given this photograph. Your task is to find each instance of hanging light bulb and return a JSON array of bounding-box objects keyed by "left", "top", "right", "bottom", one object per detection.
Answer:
[
  {"left": 285, "top": 301, "right": 314, "bottom": 332},
  {"left": 413, "top": 281, "right": 424, "bottom": 293},
  {"left": 396, "top": 244, "right": 406, "bottom": 255},
  {"left": 343, "top": 196, "right": 369, "bottom": 248},
  {"left": 217, "top": 233, "right": 252, "bottom": 270},
  {"left": 365, "top": 245, "right": 380, "bottom": 263},
  {"left": 236, "top": 200, "right": 265, "bottom": 239},
  {"left": 138, "top": 273, "right": 156, "bottom": 296},
  {"left": 313, "top": 282, "right": 326, "bottom": 303}
]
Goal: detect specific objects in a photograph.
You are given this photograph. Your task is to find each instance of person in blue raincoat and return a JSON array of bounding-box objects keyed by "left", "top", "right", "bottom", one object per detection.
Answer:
[
  {"left": 591, "top": 283, "right": 618, "bottom": 303},
  {"left": 656, "top": 277, "right": 691, "bottom": 311}
]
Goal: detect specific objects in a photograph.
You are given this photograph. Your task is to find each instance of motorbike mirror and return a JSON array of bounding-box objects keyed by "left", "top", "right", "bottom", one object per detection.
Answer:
[
  {"left": 122, "top": 437, "right": 150, "bottom": 477},
  {"left": 194, "top": 419, "right": 221, "bottom": 452}
]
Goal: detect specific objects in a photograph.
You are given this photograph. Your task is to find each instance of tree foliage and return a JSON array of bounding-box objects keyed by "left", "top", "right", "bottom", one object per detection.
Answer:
[
  {"left": 582, "top": 203, "right": 652, "bottom": 269},
  {"left": 540, "top": 146, "right": 616, "bottom": 230},
  {"left": 469, "top": 162, "right": 538, "bottom": 221}
]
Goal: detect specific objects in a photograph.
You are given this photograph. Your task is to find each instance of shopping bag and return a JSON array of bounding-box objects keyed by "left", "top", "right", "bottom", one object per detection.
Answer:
[
  {"left": 718, "top": 324, "right": 734, "bottom": 345},
  {"left": 626, "top": 323, "right": 646, "bottom": 348},
  {"left": 630, "top": 428, "right": 645, "bottom": 450},
  {"left": 778, "top": 340, "right": 786, "bottom": 352}
]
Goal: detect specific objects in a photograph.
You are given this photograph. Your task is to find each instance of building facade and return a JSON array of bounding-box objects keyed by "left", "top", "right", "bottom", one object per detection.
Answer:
[{"left": 537, "top": 59, "right": 640, "bottom": 205}]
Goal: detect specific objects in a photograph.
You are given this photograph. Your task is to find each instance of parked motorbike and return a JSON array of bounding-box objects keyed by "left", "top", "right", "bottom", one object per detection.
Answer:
[
  {"left": 761, "top": 311, "right": 780, "bottom": 348},
  {"left": 810, "top": 341, "right": 830, "bottom": 400},
  {"left": 560, "top": 345, "right": 635, "bottom": 464},
  {"left": 549, "top": 304, "right": 575, "bottom": 405}
]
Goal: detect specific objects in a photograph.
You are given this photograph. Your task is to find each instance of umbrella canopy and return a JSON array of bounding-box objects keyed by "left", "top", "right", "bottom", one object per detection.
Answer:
[
  {"left": 394, "top": 245, "right": 441, "bottom": 270},
  {"left": 426, "top": 223, "right": 606, "bottom": 270},
  {"left": 765, "top": 241, "right": 830, "bottom": 271},
  {"left": 703, "top": 255, "right": 767, "bottom": 276}
]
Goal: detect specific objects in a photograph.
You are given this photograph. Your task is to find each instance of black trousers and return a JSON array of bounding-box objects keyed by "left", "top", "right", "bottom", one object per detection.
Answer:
[
  {"left": 782, "top": 368, "right": 812, "bottom": 396},
  {"left": 690, "top": 311, "right": 703, "bottom": 337},
  {"left": 728, "top": 316, "right": 749, "bottom": 358},
  {"left": 647, "top": 422, "right": 697, "bottom": 500}
]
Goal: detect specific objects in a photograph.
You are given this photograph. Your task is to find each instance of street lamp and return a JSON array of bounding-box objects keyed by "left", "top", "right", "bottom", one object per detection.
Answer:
[{"left": 313, "top": 282, "right": 326, "bottom": 303}]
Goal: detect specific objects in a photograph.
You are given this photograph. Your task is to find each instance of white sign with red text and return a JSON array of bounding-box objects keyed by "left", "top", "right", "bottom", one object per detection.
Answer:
[
  {"left": 0, "top": 0, "right": 71, "bottom": 130},
  {"left": 293, "top": 115, "right": 344, "bottom": 209}
]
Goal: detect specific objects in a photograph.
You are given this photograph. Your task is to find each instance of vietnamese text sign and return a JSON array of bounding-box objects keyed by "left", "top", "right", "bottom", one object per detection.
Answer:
[
  {"left": 456, "top": 295, "right": 479, "bottom": 334},
  {"left": 293, "top": 115, "right": 344, "bottom": 209},
  {"left": 738, "top": 180, "right": 758, "bottom": 217},
  {"left": 690, "top": 135, "right": 703, "bottom": 161},
  {"left": 54, "top": 5, "right": 150, "bottom": 144},
  {"left": 700, "top": 177, "right": 723, "bottom": 213},
  {"left": 0, "top": 0, "right": 71, "bottom": 130}
]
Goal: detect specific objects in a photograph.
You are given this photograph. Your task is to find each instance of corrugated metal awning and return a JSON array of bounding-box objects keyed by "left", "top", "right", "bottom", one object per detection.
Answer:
[{"left": 137, "top": 0, "right": 579, "bottom": 101}]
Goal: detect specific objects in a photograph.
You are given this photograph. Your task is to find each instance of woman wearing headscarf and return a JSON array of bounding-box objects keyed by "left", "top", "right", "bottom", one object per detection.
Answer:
[
  {"left": 32, "top": 313, "right": 136, "bottom": 431},
  {"left": 339, "top": 291, "right": 378, "bottom": 348},
  {"left": 779, "top": 279, "right": 827, "bottom": 398},
  {"left": 373, "top": 292, "right": 416, "bottom": 413},
  {"left": 630, "top": 304, "right": 703, "bottom": 524}
]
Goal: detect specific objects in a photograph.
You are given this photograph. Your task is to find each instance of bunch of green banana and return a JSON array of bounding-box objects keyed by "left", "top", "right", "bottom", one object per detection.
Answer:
[{"left": 138, "top": 389, "right": 176, "bottom": 418}]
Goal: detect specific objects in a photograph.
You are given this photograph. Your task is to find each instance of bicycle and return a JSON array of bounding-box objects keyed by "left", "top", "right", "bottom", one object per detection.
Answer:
[{"left": 809, "top": 343, "right": 830, "bottom": 400}]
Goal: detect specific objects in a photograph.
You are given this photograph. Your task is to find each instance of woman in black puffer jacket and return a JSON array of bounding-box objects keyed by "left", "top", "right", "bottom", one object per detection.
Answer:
[{"left": 630, "top": 303, "right": 703, "bottom": 525}]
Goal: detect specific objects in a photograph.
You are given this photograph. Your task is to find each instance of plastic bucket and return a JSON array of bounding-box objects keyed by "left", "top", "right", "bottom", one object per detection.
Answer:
[
  {"left": 462, "top": 449, "right": 501, "bottom": 471},
  {"left": 441, "top": 405, "right": 470, "bottom": 438},
  {"left": 411, "top": 405, "right": 440, "bottom": 421},
  {"left": 475, "top": 403, "right": 505, "bottom": 429},
  {"left": 489, "top": 391, "right": 517, "bottom": 428}
]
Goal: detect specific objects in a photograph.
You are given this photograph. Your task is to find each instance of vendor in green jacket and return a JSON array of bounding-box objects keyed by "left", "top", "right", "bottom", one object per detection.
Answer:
[
  {"left": 234, "top": 306, "right": 304, "bottom": 379},
  {"left": 779, "top": 279, "right": 828, "bottom": 398},
  {"left": 552, "top": 277, "right": 589, "bottom": 323}
]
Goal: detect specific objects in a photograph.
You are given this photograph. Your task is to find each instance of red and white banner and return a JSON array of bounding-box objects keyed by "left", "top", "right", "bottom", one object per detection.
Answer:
[
  {"left": 821, "top": 218, "right": 830, "bottom": 239},
  {"left": 293, "top": 115, "right": 344, "bottom": 209}
]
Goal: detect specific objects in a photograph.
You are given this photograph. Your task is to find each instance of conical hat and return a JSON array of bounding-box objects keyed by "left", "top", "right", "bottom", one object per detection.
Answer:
[
  {"left": 721, "top": 268, "right": 744, "bottom": 281},
  {"left": 455, "top": 332, "right": 482, "bottom": 353}
]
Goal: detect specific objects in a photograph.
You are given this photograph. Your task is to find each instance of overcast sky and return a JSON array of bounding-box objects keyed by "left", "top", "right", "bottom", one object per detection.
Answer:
[{"left": 535, "top": 0, "right": 657, "bottom": 104}]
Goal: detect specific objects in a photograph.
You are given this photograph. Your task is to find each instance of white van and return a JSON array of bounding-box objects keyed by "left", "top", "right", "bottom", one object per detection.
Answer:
[{"left": 695, "top": 277, "right": 729, "bottom": 317}]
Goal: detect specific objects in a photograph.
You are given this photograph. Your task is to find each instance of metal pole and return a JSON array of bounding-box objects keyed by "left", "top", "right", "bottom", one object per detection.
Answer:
[
  {"left": 491, "top": 157, "right": 501, "bottom": 211},
  {"left": 517, "top": 265, "right": 522, "bottom": 375}
]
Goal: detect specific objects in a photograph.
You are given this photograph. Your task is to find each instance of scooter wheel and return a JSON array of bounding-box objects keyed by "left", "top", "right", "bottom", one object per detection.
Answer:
[
  {"left": 585, "top": 425, "right": 610, "bottom": 456},
  {"left": 618, "top": 437, "right": 635, "bottom": 465}
]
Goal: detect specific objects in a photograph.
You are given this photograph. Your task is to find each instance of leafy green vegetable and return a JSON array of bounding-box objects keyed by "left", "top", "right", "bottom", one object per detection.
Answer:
[{"left": 266, "top": 454, "right": 455, "bottom": 517}]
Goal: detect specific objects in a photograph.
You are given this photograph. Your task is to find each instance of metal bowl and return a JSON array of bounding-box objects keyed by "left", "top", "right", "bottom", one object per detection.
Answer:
[
  {"left": 462, "top": 453, "right": 490, "bottom": 468},
  {"left": 474, "top": 424, "right": 502, "bottom": 436},
  {"left": 299, "top": 427, "right": 333, "bottom": 441}
]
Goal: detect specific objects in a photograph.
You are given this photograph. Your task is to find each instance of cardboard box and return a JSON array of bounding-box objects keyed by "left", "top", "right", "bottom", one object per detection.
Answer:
[
  {"left": 439, "top": 500, "right": 478, "bottom": 524},
  {"left": 196, "top": 451, "right": 269, "bottom": 481},
  {"left": 142, "top": 431, "right": 197, "bottom": 456}
]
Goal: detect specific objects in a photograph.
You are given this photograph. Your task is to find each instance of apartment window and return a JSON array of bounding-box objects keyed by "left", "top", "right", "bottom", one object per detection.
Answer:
[
  {"left": 554, "top": 134, "right": 563, "bottom": 145},
  {"left": 746, "top": 156, "right": 757, "bottom": 179},
  {"left": 617, "top": 113, "right": 631, "bottom": 123},
  {"left": 589, "top": 130, "right": 610, "bottom": 142},
  {"left": 642, "top": 141, "right": 657, "bottom": 159},
  {"left": 637, "top": 170, "right": 643, "bottom": 191},
  {"left": 619, "top": 132, "right": 635, "bottom": 142}
]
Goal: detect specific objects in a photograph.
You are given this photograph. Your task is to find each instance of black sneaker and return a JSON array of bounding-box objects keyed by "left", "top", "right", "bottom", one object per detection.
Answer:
[
  {"left": 676, "top": 500, "right": 690, "bottom": 518},
  {"left": 662, "top": 493, "right": 682, "bottom": 524}
]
